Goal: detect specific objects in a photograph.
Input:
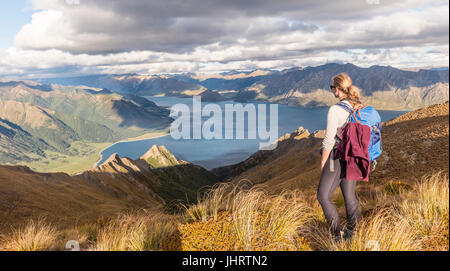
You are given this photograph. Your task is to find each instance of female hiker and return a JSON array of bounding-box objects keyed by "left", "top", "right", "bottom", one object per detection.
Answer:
[{"left": 317, "top": 73, "right": 362, "bottom": 241}]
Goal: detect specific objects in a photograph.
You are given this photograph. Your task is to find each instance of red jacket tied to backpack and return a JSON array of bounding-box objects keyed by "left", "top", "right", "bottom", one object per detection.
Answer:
[{"left": 334, "top": 121, "right": 371, "bottom": 182}]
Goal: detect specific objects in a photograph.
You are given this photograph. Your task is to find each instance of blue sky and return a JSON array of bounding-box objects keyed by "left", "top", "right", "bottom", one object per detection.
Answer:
[
  {"left": 0, "top": 0, "right": 33, "bottom": 49},
  {"left": 0, "top": 0, "right": 448, "bottom": 78}
]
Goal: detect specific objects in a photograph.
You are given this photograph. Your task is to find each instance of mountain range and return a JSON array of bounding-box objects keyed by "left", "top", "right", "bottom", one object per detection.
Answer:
[{"left": 37, "top": 63, "right": 449, "bottom": 110}]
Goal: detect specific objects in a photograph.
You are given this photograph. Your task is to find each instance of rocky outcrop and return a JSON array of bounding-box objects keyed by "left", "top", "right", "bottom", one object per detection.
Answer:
[
  {"left": 140, "top": 145, "right": 185, "bottom": 168},
  {"left": 96, "top": 153, "right": 150, "bottom": 174}
]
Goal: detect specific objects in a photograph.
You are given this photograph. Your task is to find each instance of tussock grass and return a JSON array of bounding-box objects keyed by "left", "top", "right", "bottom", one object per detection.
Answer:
[
  {"left": 396, "top": 172, "right": 449, "bottom": 250},
  {"left": 309, "top": 208, "right": 420, "bottom": 251},
  {"left": 173, "top": 173, "right": 449, "bottom": 251},
  {"left": 91, "top": 212, "right": 179, "bottom": 251},
  {"left": 182, "top": 180, "right": 253, "bottom": 223},
  {"left": 262, "top": 190, "right": 313, "bottom": 246},
  {"left": 183, "top": 182, "right": 233, "bottom": 222},
  {"left": 1, "top": 219, "right": 58, "bottom": 251},
  {"left": 231, "top": 187, "right": 265, "bottom": 250},
  {"left": 93, "top": 214, "right": 149, "bottom": 251}
]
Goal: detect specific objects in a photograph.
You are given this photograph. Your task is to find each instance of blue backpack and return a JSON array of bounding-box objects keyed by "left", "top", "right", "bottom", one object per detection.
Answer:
[{"left": 336, "top": 102, "right": 383, "bottom": 164}]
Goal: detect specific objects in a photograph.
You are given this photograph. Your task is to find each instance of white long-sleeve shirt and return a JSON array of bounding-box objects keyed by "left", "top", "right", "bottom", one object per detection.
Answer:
[{"left": 322, "top": 100, "right": 353, "bottom": 151}]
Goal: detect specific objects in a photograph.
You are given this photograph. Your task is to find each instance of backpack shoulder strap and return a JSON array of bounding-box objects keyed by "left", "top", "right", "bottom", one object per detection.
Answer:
[
  {"left": 336, "top": 101, "right": 353, "bottom": 113},
  {"left": 336, "top": 101, "right": 355, "bottom": 125}
]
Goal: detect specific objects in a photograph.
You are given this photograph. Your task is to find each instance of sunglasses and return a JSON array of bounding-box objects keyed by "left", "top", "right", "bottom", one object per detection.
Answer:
[{"left": 330, "top": 85, "right": 337, "bottom": 90}]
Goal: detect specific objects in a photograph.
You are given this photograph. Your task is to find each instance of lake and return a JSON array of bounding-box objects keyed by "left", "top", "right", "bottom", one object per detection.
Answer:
[{"left": 97, "top": 96, "right": 407, "bottom": 170}]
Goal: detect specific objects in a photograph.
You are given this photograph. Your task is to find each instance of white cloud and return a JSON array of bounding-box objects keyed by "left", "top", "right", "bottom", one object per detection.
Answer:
[
  {"left": 14, "top": 10, "right": 72, "bottom": 50},
  {"left": 0, "top": 0, "right": 448, "bottom": 77}
]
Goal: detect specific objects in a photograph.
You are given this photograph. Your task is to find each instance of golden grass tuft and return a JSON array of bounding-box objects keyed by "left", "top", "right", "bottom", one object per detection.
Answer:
[
  {"left": 91, "top": 212, "right": 179, "bottom": 251},
  {"left": 261, "top": 190, "right": 313, "bottom": 247},
  {"left": 1, "top": 219, "right": 58, "bottom": 251},
  {"left": 309, "top": 208, "right": 420, "bottom": 251},
  {"left": 182, "top": 182, "right": 235, "bottom": 223},
  {"left": 397, "top": 172, "right": 449, "bottom": 251}
]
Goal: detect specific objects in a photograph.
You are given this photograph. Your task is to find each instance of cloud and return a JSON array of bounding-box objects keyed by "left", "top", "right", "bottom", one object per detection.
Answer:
[
  {"left": 1, "top": 0, "right": 448, "bottom": 77},
  {"left": 16, "top": 0, "right": 448, "bottom": 54}
]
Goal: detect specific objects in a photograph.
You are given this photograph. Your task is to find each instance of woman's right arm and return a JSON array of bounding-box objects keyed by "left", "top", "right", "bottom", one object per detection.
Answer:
[{"left": 321, "top": 106, "right": 339, "bottom": 170}]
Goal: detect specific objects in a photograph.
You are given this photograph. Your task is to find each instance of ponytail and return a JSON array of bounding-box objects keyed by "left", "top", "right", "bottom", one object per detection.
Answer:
[
  {"left": 332, "top": 73, "right": 362, "bottom": 108},
  {"left": 346, "top": 85, "right": 362, "bottom": 108}
]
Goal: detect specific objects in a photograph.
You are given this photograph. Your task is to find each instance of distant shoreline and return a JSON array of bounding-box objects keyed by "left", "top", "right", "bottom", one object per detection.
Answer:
[{"left": 93, "top": 130, "right": 170, "bottom": 168}]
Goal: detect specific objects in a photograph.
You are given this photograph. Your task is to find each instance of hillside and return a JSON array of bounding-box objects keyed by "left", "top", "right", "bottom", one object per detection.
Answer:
[
  {"left": 0, "top": 82, "right": 172, "bottom": 135},
  {"left": 0, "top": 100, "right": 83, "bottom": 152},
  {"left": 0, "top": 145, "right": 218, "bottom": 231},
  {"left": 0, "top": 118, "right": 51, "bottom": 163},
  {"left": 0, "top": 81, "right": 173, "bottom": 173}
]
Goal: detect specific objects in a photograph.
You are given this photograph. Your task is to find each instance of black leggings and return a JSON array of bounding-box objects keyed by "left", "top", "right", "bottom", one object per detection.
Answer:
[{"left": 317, "top": 155, "right": 360, "bottom": 236}]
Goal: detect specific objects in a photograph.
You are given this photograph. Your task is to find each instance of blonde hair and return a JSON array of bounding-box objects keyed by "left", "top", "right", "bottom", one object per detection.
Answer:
[{"left": 332, "top": 73, "right": 361, "bottom": 108}]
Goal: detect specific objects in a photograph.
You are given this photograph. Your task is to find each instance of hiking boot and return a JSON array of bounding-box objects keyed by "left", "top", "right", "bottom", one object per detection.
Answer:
[{"left": 343, "top": 228, "right": 354, "bottom": 240}]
